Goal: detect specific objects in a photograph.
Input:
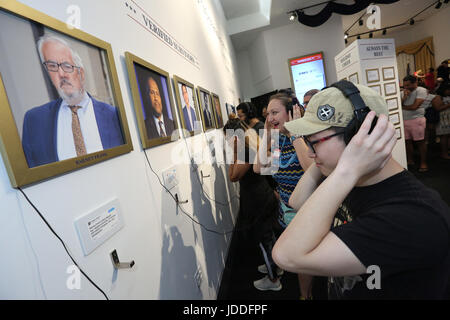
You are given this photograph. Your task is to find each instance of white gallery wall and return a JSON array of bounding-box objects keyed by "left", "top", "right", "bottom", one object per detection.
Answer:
[
  {"left": 382, "top": 6, "right": 450, "bottom": 67},
  {"left": 0, "top": 0, "right": 240, "bottom": 299},
  {"left": 237, "top": 14, "right": 345, "bottom": 101}
]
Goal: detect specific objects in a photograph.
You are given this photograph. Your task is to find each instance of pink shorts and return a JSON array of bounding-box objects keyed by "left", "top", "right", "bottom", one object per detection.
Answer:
[{"left": 403, "top": 117, "right": 426, "bottom": 141}]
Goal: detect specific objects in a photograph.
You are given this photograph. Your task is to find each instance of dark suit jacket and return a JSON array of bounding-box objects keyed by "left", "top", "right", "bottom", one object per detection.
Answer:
[
  {"left": 144, "top": 115, "right": 175, "bottom": 139},
  {"left": 182, "top": 105, "right": 197, "bottom": 131},
  {"left": 22, "top": 96, "right": 124, "bottom": 168},
  {"left": 203, "top": 108, "right": 212, "bottom": 128}
]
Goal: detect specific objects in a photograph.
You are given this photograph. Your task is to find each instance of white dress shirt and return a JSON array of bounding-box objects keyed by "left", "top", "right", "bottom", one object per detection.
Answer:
[
  {"left": 57, "top": 92, "right": 103, "bottom": 161},
  {"left": 153, "top": 114, "right": 167, "bottom": 136},
  {"left": 185, "top": 105, "right": 194, "bottom": 130}
]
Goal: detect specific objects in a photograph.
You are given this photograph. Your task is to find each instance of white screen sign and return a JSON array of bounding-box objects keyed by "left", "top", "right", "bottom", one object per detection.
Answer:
[{"left": 289, "top": 52, "right": 327, "bottom": 101}]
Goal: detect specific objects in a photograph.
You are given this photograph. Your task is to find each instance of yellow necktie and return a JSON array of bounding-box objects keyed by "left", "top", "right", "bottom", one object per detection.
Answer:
[{"left": 69, "top": 106, "right": 87, "bottom": 156}]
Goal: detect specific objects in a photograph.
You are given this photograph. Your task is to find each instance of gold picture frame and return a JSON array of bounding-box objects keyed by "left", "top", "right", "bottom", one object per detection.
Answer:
[
  {"left": 196, "top": 86, "right": 215, "bottom": 131},
  {"left": 389, "top": 112, "right": 400, "bottom": 125},
  {"left": 172, "top": 75, "right": 201, "bottom": 136},
  {"left": 348, "top": 72, "right": 359, "bottom": 84},
  {"left": 382, "top": 66, "right": 395, "bottom": 81},
  {"left": 365, "top": 68, "right": 380, "bottom": 83},
  {"left": 0, "top": 0, "right": 132, "bottom": 187},
  {"left": 211, "top": 93, "right": 224, "bottom": 128},
  {"left": 386, "top": 97, "right": 399, "bottom": 112},
  {"left": 368, "top": 84, "right": 382, "bottom": 96},
  {"left": 384, "top": 82, "right": 398, "bottom": 96},
  {"left": 125, "top": 52, "right": 179, "bottom": 149},
  {"left": 395, "top": 126, "right": 402, "bottom": 140}
]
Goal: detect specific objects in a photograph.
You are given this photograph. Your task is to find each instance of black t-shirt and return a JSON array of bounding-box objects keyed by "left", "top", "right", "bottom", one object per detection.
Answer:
[
  {"left": 331, "top": 170, "right": 450, "bottom": 299},
  {"left": 437, "top": 65, "right": 449, "bottom": 82}
]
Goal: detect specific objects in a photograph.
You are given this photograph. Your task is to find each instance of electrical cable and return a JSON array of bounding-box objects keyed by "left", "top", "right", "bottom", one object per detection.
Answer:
[
  {"left": 143, "top": 150, "right": 235, "bottom": 235},
  {"left": 17, "top": 187, "right": 109, "bottom": 300},
  {"left": 182, "top": 134, "right": 239, "bottom": 206},
  {"left": 143, "top": 148, "right": 267, "bottom": 235}
]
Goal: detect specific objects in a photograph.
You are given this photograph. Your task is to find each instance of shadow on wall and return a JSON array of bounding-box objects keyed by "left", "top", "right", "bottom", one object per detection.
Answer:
[
  {"left": 157, "top": 134, "right": 238, "bottom": 299},
  {"left": 158, "top": 181, "right": 203, "bottom": 299},
  {"left": 188, "top": 157, "right": 235, "bottom": 296}
]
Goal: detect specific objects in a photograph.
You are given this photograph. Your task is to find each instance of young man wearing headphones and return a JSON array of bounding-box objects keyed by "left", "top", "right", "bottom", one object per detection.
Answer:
[{"left": 272, "top": 82, "right": 450, "bottom": 299}]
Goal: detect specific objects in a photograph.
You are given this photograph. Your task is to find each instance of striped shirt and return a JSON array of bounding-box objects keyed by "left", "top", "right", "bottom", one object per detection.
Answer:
[{"left": 273, "top": 134, "right": 305, "bottom": 227}]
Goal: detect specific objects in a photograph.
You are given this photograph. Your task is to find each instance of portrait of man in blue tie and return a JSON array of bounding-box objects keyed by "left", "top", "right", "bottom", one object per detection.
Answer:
[
  {"left": 181, "top": 83, "right": 198, "bottom": 132},
  {"left": 21, "top": 35, "right": 124, "bottom": 168},
  {"left": 201, "top": 91, "right": 214, "bottom": 129}
]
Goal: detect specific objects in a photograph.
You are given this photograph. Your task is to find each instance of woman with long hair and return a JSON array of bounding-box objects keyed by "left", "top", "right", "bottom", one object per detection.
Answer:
[{"left": 254, "top": 91, "right": 314, "bottom": 298}]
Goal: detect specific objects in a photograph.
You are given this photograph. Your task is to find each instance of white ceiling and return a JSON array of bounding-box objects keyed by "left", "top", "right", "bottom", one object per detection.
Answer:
[
  {"left": 219, "top": 0, "right": 449, "bottom": 51},
  {"left": 221, "top": 0, "right": 260, "bottom": 20}
]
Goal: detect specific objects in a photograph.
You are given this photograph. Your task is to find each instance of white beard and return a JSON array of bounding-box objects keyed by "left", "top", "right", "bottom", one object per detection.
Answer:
[{"left": 57, "top": 86, "right": 85, "bottom": 106}]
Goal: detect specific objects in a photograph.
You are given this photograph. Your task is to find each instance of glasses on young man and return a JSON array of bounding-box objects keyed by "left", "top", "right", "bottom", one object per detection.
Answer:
[
  {"left": 43, "top": 60, "right": 80, "bottom": 73},
  {"left": 303, "top": 131, "right": 345, "bottom": 153}
]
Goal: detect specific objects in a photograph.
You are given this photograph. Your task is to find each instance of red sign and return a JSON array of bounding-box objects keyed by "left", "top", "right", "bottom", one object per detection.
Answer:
[{"left": 290, "top": 53, "right": 323, "bottom": 66}]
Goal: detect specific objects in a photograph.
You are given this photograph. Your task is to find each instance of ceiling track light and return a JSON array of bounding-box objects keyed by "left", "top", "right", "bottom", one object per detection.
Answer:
[
  {"left": 409, "top": 18, "right": 415, "bottom": 25},
  {"left": 382, "top": 29, "right": 387, "bottom": 35},
  {"left": 357, "top": 35, "right": 361, "bottom": 39},
  {"left": 358, "top": 19, "right": 363, "bottom": 26},
  {"left": 435, "top": 1, "right": 442, "bottom": 9},
  {"left": 344, "top": 33, "right": 348, "bottom": 39},
  {"left": 289, "top": 10, "right": 300, "bottom": 21},
  {"left": 369, "top": 32, "right": 373, "bottom": 38}
]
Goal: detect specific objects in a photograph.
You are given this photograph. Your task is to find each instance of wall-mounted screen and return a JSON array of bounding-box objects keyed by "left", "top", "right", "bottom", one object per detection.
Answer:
[{"left": 288, "top": 52, "right": 327, "bottom": 101}]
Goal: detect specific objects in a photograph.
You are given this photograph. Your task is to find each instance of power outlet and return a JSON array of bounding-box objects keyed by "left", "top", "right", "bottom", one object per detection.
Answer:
[
  {"left": 162, "top": 166, "right": 179, "bottom": 190},
  {"left": 194, "top": 267, "right": 202, "bottom": 289}
]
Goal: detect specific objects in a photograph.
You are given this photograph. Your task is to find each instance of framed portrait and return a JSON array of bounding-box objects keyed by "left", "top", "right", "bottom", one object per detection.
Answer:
[
  {"left": 173, "top": 75, "right": 201, "bottom": 136},
  {"left": 382, "top": 67, "right": 395, "bottom": 81},
  {"left": 389, "top": 112, "right": 400, "bottom": 125},
  {"left": 348, "top": 73, "right": 359, "bottom": 85},
  {"left": 0, "top": 1, "right": 132, "bottom": 187},
  {"left": 211, "top": 93, "right": 224, "bottom": 128},
  {"left": 230, "top": 104, "right": 236, "bottom": 116},
  {"left": 386, "top": 97, "right": 399, "bottom": 112},
  {"left": 125, "top": 52, "right": 179, "bottom": 148},
  {"left": 395, "top": 127, "right": 402, "bottom": 140},
  {"left": 225, "top": 103, "right": 236, "bottom": 117},
  {"left": 365, "top": 68, "right": 380, "bottom": 83},
  {"left": 384, "top": 82, "right": 397, "bottom": 96},
  {"left": 196, "top": 86, "right": 215, "bottom": 131},
  {"left": 368, "top": 84, "right": 382, "bottom": 96}
]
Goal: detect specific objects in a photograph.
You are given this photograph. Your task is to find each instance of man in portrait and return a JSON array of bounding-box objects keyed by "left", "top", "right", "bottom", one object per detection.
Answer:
[
  {"left": 22, "top": 35, "right": 124, "bottom": 168},
  {"left": 214, "top": 97, "right": 223, "bottom": 127},
  {"left": 181, "top": 84, "right": 197, "bottom": 131},
  {"left": 143, "top": 76, "right": 175, "bottom": 139},
  {"left": 202, "top": 93, "right": 213, "bottom": 128}
]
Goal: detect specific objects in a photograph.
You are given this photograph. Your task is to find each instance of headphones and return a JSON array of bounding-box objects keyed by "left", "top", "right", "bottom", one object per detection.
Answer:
[
  {"left": 326, "top": 80, "right": 378, "bottom": 144},
  {"left": 276, "top": 89, "right": 298, "bottom": 113},
  {"left": 237, "top": 102, "right": 257, "bottom": 119}
]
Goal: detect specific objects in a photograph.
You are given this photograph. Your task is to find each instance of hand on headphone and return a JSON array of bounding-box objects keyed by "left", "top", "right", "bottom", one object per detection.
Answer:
[
  {"left": 292, "top": 104, "right": 304, "bottom": 119},
  {"left": 279, "top": 104, "right": 303, "bottom": 136},
  {"left": 335, "top": 111, "right": 396, "bottom": 183}
]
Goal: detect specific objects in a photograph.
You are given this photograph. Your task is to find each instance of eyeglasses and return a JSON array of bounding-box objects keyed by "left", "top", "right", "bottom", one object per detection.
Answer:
[
  {"left": 43, "top": 61, "right": 80, "bottom": 73},
  {"left": 303, "top": 131, "right": 345, "bottom": 153}
]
